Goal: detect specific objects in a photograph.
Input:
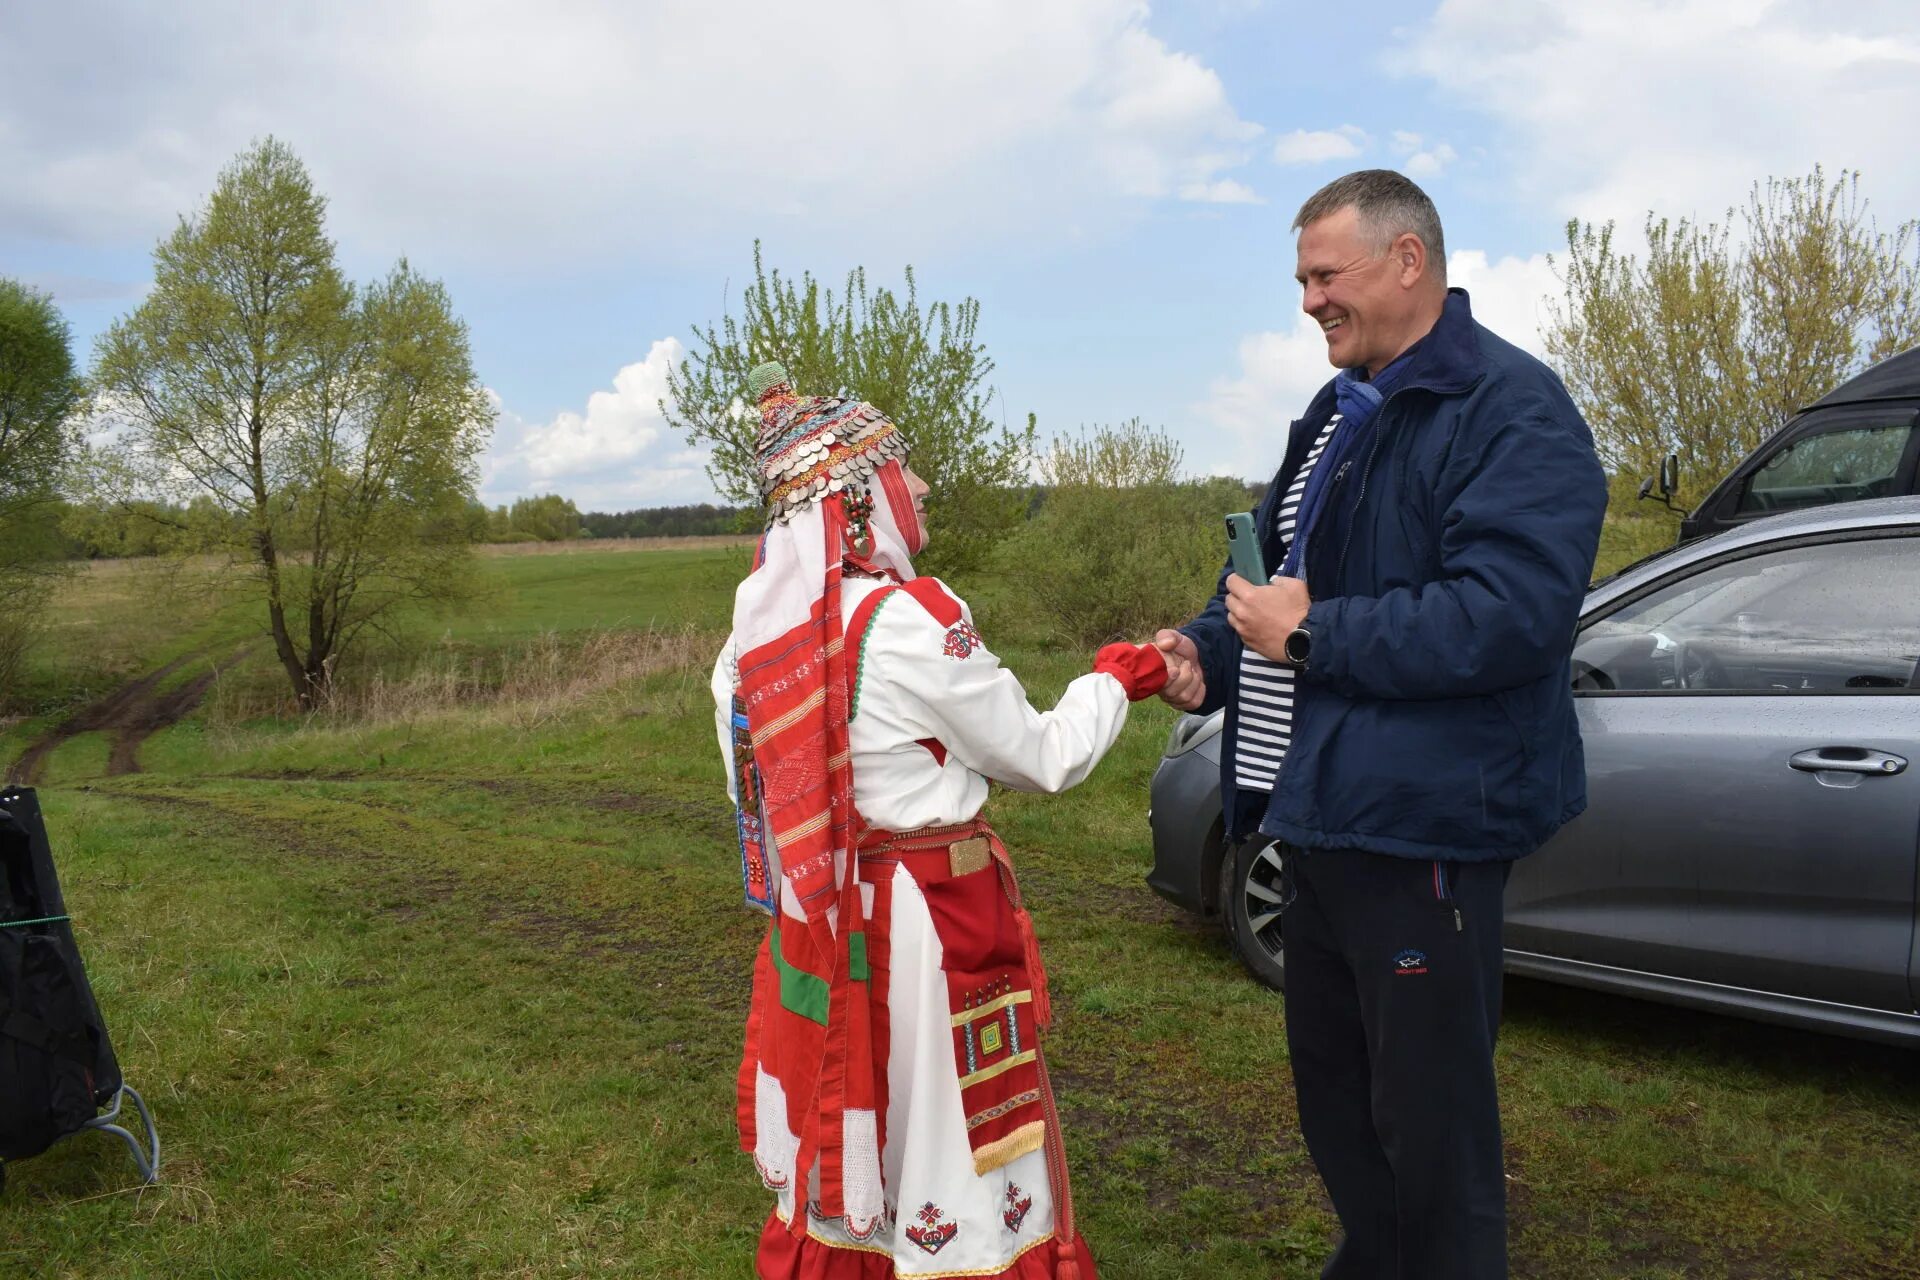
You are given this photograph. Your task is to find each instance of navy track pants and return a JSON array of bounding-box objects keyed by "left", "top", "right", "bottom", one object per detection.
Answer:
[{"left": 1282, "top": 846, "right": 1511, "bottom": 1280}]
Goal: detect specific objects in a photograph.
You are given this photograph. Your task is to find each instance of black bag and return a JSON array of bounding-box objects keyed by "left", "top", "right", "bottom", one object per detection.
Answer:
[{"left": 0, "top": 786, "right": 157, "bottom": 1188}]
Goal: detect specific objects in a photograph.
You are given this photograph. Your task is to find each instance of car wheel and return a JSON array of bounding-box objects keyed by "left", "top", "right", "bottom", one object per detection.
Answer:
[{"left": 1221, "top": 837, "right": 1287, "bottom": 991}]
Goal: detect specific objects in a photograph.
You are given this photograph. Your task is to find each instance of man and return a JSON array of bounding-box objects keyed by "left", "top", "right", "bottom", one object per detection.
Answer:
[{"left": 1155, "top": 171, "right": 1606, "bottom": 1279}]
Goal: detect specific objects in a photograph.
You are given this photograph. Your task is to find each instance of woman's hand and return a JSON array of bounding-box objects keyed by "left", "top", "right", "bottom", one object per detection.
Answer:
[{"left": 1093, "top": 642, "right": 1169, "bottom": 702}]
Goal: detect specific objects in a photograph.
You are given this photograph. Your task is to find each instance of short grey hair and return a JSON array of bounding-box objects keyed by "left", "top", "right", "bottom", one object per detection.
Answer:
[{"left": 1292, "top": 169, "right": 1447, "bottom": 285}]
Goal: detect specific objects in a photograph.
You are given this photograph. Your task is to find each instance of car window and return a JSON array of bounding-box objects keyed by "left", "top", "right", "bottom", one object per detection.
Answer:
[
  {"left": 1736, "top": 420, "right": 1913, "bottom": 515},
  {"left": 1572, "top": 536, "right": 1920, "bottom": 693}
]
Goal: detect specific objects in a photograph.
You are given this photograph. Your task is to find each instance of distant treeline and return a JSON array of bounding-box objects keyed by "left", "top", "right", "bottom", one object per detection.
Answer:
[
  {"left": 51, "top": 483, "right": 1274, "bottom": 559},
  {"left": 582, "top": 504, "right": 752, "bottom": 539},
  {"left": 48, "top": 495, "right": 756, "bottom": 558}
]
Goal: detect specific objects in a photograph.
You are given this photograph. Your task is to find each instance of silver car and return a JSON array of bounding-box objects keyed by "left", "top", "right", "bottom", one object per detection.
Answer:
[{"left": 1146, "top": 497, "right": 1920, "bottom": 1046}]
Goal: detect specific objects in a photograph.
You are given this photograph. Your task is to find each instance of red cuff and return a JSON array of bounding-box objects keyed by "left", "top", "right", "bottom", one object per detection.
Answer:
[{"left": 1093, "top": 642, "right": 1168, "bottom": 702}]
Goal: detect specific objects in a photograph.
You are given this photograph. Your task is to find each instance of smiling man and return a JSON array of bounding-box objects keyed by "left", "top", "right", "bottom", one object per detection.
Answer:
[{"left": 1154, "top": 171, "right": 1607, "bottom": 1279}]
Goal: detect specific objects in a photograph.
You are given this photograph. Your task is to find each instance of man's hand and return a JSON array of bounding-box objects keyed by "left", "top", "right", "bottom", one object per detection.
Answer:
[
  {"left": 1153, "top": 629, "right": 1206, "bottom": 711},
  {"left": 1225, "top": 573, "right": 1310, "bottom": 663}
]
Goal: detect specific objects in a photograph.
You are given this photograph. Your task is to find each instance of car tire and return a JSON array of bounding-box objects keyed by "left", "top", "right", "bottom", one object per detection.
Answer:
[{"left": 1221, "top": 836, "right": 1287, "bottom": 991}]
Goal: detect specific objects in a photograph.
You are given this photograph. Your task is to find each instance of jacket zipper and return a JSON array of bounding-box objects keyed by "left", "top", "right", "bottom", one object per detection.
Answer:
[
  {"left": 1299, "top": 458, "right": 1353, "bottom": 596},
  {"left": 1332, "top": 388, "right": 1406, "bottom": 591}
]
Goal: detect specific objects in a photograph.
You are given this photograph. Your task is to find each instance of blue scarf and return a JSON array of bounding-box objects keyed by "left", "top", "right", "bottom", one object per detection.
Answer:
[{"left": 1277, "top": 352, "right": 1418, "bottom": 580}]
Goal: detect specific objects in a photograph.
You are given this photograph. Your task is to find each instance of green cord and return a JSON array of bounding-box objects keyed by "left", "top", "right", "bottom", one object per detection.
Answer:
[{"left": 0, "top": 915, "right": 70, "bottom": 929}]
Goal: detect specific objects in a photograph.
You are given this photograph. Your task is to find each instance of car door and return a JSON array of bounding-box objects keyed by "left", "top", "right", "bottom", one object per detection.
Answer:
[{"left": 1510, "top": 528, "right": 1920, "bottom": 1012}]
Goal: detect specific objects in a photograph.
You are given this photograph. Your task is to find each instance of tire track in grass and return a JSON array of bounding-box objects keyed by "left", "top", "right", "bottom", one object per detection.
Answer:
[
  {"left": 9, "top": 647, "right": 247, "bottom": 784},
  {"left": 95, "top": 778, "right": 758, "bottom": 1003}
]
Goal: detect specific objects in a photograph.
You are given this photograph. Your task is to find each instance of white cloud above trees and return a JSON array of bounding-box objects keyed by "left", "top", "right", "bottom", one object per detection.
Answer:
[
  {"left": 481, "top": 339, "right": 699, "bottom": 511},
  {"left": 0, "top": 1, "right": 1266, "bottom": 261},
  {"left": 1391, "top": 0, "right": 1920, "bottom": 229}
]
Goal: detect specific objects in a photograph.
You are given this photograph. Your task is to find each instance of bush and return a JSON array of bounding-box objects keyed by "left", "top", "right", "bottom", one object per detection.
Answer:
[
  {"left": 0, "top": 577, "right": 43, "bottom": 713},
  {"left": 1592, "top": 472, "right": 1682, "bottom": 581},
  {"left": 995, "top": 422, "right": 1244, "bottom": 647}
]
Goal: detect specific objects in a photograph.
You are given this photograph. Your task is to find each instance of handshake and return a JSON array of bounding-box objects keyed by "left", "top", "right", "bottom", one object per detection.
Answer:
[
  {"left": 1090, "top": 637, "right": 1202, "bottom": 707},
  {"left": 1150, "top": 631, "right": 1207, "bottom": 711},
  {"left": 1143, "top": 572, "right": 1313, "bottom": 712}
]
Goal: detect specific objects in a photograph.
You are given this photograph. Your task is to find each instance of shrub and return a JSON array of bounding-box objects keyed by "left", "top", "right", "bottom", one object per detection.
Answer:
[
  {"left": 1593, "top": 472, "right": 1682, "bottom": 581},
  {"left": 0, "top": 606, "right": 34, "bottom": 713},
  {"left": 995, "top": 422, "right": 1244, "bottom": 647}
]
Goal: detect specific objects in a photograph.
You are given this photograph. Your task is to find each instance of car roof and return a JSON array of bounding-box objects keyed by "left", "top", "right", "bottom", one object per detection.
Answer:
[
  {"left": 1591, "top": 495, "right": 1920, "bottom": 606},
  {"left": 1806, "top": 344, "right": 1920, "bottom": 408}
]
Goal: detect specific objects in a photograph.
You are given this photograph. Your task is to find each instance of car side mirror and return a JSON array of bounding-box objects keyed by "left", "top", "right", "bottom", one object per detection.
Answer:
[{"left": 1638, "top": 453, "right": 1682, "bottom": 512}]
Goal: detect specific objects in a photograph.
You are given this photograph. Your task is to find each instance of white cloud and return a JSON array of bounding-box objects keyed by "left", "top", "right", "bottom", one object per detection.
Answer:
[
  {"left": 1193, "top": 314, "right": 1337, "bottom": 474},
  {"left": 0, "top": 1, "right": 1264, "bottom": 260},
  {"left": 1390, "top": 130, "right": 1457, "bottom": 179},
  {"left": 1444, "top": 250, "right": 1556, "bottom": 355},
  {"left": 1180, "top": 179, "right": 1264, "bottom": 205},
  {"left": 1393, "top": 1, "right": 1920, "bottom": 231},
  {"left": 481, "top": 338, "right": 717, "bottom": 509},
  {"left": 1271, "top": 126, "right": 1367, "bottom": 165}
]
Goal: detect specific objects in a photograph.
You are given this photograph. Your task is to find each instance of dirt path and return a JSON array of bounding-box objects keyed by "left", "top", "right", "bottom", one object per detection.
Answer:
[{"left": 8, "top": 649, "right": 243, "bottom": 785}]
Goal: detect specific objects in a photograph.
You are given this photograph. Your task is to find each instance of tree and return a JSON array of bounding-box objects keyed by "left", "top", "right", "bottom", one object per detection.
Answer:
[
  {"left": 0, "top": 278, "right": 83, "bottom": 701},
  {"left": 665, "top": 244, "right": 1035, "bottom": 575},
  {"left": 1546, "top": 167, "right": 1920, "bottom": 518},
  {"left": 507, "top": 493, "right": 584, "bottom": 541},
  {"left": 92, "top": 139, "right": 492, "bottom": 709}
]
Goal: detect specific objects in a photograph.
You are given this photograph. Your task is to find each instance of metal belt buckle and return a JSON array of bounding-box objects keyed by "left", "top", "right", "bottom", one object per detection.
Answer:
[{"left": 948, "top": 837, "right": 992, "bottom": 877}]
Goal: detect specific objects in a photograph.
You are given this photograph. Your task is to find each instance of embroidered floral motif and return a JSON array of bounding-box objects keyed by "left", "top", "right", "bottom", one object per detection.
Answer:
[
  {"left": 1003, "top": 1183, "right": 1033, "bottom": 1233},
  {"left": 941, "top": 621, "right": 984, "bottom": 660},
  {"left": 905, "top": 1201, "right": 959, "bottom": 1255}
]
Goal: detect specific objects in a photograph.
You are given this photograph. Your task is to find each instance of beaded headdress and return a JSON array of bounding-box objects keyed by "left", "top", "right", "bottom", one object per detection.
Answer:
[{"left": 748, "top": 361, "right": 910, "bottom": 525}]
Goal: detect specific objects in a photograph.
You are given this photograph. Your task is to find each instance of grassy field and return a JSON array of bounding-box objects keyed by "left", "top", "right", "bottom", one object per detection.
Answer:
[{"left": 2, "top": 540, "right": 1917, "bottom": 1279}]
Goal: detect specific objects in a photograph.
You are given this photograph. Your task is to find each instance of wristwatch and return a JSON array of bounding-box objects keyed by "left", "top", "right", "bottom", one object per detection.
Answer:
[{"left": 1283, "top": 625, "right": 1312, "bottom": 669}]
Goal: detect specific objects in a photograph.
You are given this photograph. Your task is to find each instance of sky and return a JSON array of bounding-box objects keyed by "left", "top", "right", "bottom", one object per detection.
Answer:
[{"left": 5, "top": 0, "right": 1919, "bottom": 510}]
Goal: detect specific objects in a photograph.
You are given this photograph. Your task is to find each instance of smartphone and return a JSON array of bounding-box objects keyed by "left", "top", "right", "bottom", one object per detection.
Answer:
[{"left": 1224, "top": 511, "right": 1268, "bottom": 584}]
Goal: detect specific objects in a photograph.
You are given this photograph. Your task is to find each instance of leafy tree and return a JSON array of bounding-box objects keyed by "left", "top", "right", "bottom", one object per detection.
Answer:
[
  {"left": 92, "top": 139, "right": 492, "bottom": 709},
  {"left": 996, "top": 420, "right": 1245, "bottom": 646},
  {"left": 1546, "top": 167, "right": 1920, "bottom": 520},
  {"left": 0, "top": 278, "right": 83, "bottom": 701},
  {"left": 665, "top": 244, "right": 1035, "bottom": 575},
  {"left": 0, "top": 279, "right": 80, "bottom": 529},
  {"left": 507, "top": 493, "right": 584, "bottom": 541},
  {"left": 58, "top": 499, "right": 201, "bottom": 558}
]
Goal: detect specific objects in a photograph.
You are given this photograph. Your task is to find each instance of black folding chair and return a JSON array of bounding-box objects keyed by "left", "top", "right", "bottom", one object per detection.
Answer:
[{"left": 0, "top": 786, "right": 159, "bottom": 1192}]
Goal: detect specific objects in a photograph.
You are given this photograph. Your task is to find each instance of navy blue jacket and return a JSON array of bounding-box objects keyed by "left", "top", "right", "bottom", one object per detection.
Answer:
[{"left": 1183, "top": 289, "right": 1607, "bottom": 862}]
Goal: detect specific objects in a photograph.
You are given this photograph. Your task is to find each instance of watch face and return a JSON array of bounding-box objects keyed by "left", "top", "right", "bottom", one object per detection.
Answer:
[{"left": 1285, "top": 628, "right": 1310, "bottom": 664}]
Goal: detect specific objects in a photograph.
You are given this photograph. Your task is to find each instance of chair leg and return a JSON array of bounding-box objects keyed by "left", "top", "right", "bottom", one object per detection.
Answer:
[{"left": 81, "top": 1084, "right": 161, "bottom": 1185}]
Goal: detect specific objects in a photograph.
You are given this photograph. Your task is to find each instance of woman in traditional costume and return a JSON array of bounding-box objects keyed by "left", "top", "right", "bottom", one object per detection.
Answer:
[{"left": 712, "top": 363, "right": 1167, "bottom": 1280}]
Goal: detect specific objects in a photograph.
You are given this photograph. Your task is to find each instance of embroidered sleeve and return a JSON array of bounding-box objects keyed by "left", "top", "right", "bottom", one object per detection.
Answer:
[{"left": 863, "top": 589, "right": 1129, "bottom": 794}]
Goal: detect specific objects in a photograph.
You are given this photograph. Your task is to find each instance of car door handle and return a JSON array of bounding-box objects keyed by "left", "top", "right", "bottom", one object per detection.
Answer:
[{"left": 1789, "top": 747, "right": 1908, "bottom": 776}]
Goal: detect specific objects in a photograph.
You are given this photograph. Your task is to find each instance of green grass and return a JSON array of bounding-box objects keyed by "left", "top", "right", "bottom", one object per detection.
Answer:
[{"left": 3, "top": 543, "right": 1918, "bottom": 1279}]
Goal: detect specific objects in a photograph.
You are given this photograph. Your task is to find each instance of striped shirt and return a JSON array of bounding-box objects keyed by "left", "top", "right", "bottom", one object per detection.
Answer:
[{"left": 1234, "top": 415, "right": 1341, "bottom": 793}]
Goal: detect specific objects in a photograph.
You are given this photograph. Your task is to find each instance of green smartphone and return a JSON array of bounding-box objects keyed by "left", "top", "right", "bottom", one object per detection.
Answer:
[{"left": 1225, "top": 511, "right": 1268, "bottom": 583}]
